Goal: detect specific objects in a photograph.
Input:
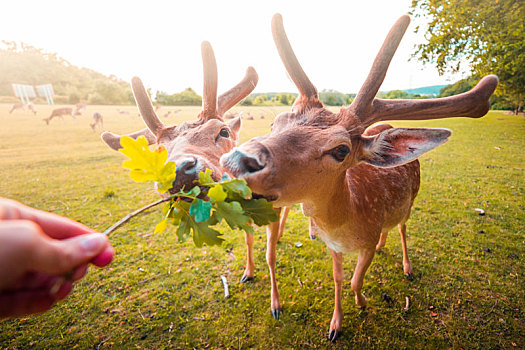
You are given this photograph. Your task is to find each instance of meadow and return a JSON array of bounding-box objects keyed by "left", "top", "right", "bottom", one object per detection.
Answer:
[{"left": 0, "top": 104, "right": 523, "bottom": 349}]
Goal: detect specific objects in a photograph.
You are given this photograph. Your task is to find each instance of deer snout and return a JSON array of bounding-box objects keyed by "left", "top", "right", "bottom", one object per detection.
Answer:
[
  {"left": 171, "top": 156, "right": 200, "bottom": 192},
  {"left": 220, "top": 148, "right": 266, "bottom": 178}
]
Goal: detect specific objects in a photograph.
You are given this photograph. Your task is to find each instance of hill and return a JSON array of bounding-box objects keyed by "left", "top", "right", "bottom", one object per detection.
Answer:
[
  {"left": 0, "top": 41, "right": 134, "bottom": 105},
  {"left": 402, "top": 85, "right": 447, "bottom": 96}
]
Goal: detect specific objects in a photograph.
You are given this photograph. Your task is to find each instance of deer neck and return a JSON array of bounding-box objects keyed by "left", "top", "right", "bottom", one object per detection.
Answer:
[{"left": 303, "top": 171, "right": 358, "bottom": 231}]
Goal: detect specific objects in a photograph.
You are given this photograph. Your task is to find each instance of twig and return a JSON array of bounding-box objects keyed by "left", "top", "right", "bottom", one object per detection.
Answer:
[
  {"left": 483, "top": 300, "right": 498, "bottom": 318},
  {"left": 103, "top": 195, "right": 175, "bottom": 236},
  {"left": 403, "top": 296, "right": 410, "bottom": 312},
  {"left": 220, "top": 275, "right": 229, "bottom": 299}
]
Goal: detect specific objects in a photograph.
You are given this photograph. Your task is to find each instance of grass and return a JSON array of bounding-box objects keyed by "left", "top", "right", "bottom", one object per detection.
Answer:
[{"left": 0, "top": 104, "right": 523, "bottom": 349}]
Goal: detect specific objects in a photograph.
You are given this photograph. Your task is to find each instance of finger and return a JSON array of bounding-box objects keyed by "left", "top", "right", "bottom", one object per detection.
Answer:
[
  {"left": 0, "top": 290, "right": 55, "bottom": 318},
  {"left": 70, "top": 264, "right": 88, "bottom": 282},
  {"left": 53, "top": 281, "right": 74, "bottom": 301},
  {"left": 30, "top": 231, "right": 108, "bottom": 275},
  {"left": 91, "top": 243, "right": 115, "bottom": 267},
  {"left": 0, "top": 198, "right": 95, "bottom": 239}
]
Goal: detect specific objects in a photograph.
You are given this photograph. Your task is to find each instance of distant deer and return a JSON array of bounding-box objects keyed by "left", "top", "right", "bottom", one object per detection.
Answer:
[
  {"left": 43, "top": 107, "right": 81, "bottom": 124},
  {"left": 245, "top": 112, "right": 254, "bottom": 120},
  {"left": 221, "top": 14, "right": 498, "bottom": 341},
  {"left": 75, "top": 103, "right": 87, "bottom": 114},
  {"left": 259, "top": 114, "right": 265, "bottom": 119},
  {"left": 90, "top": 112, "right": 104, "bottom": 132},
  {"left": 163, "top": 111, "right": 171, "bottom": 118},
  {"left": 9, "top": 102, "right": 37, "bottom": 115},
  {"left": 116, "top": 108, "right": 130, "bottom": 115}
]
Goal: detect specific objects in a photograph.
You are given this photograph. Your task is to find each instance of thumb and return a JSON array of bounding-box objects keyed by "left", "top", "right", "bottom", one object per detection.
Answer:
[{"left": 30, "top": 232, "right": 108, "bottom": 275}]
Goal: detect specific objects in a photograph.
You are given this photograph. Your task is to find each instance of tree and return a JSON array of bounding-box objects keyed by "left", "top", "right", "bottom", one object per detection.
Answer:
[
  {"left": 319, "top": 89, "right": 348, "bottom": 106},
  {"left": 411, "top": 0, "right": 525, "bottom": 113},
  {"left": 155, "top": 88, "right": 202, "bottom": 106},
  {"left": 0, "top": 41, "right": 134, "bottom": 104}
]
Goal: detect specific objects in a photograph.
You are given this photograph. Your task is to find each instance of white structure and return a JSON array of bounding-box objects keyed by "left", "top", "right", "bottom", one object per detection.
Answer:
[
  {"left": 36, "top": 84, "right": 55, "bottom": 105},
  {"left": 12, "top": 84, "right": 36, "bottom": 104}
]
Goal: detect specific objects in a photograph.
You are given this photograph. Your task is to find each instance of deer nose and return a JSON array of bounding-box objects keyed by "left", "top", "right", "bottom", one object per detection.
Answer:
[
  {"left": 241, "top": 155, "right": 265, "bottom": 173},
  {"left": 221, "top": 149, "right": 266, "bottom": 177},
  {"left": 176, "top": 157, "right": 198, "bottom": 175}
]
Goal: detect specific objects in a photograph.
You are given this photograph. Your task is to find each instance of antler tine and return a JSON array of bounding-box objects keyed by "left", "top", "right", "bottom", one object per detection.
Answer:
[
  {"left": 217, "top": 67, "right": 259, "bottom": 115},
  {"left": 201, "top": 41, "right": 218, "bottom": 119},
  {"left": 366, "top": 75, "right": 499, "bottom": 125},
  {"left": 349, "top": 15, "right": 410, "bottom": 118},
  {"left": 271, "top": 13, "right": 321, "bottom": 107},
  {"left": 131, "top": 77, "right": 165, "bottom": 134},
  {"left": 101, "top": 128, "right": 157, "bottom": 151}
]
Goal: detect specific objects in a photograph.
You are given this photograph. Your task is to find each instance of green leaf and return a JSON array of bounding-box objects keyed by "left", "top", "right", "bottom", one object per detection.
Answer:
[
  {"left": 198, "top": 168, "right": 214, "bottom": 186},
  {"left": 189, "top": 198, "right": 212, "bottom": 222},
  {"left": 191, "top": 221, "right": 224, "bottom": 248},
  {"left": 212, "top": 201, "right": 253, "bottom": 234},
  {"left": 207, "top": 184, "right": 227, "bottom": 202},
  {"left": 176, "top": 218, "right": 191, "bottom": 243},
  {"left": 222, "top": 179, "right": 252, "bottom": 198},
  {"left": 238, "top": 198, "right": 279, "bottom": 226}
]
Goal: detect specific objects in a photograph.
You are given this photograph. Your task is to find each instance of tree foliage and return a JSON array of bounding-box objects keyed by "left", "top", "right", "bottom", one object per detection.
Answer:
[
  {"left": 411, "top": 0, "right": 525, "bottom": 111},
  {"left": 0, "top": 41, "right": 134, "bottom": 104},
  {"left": 155, "top": 88, "right": 202, "bottom": 106}
]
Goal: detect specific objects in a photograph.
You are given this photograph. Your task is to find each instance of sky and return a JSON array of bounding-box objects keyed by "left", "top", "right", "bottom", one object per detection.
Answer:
[{"left": 1, "top": 0, "right": 466, "bottom": 95}]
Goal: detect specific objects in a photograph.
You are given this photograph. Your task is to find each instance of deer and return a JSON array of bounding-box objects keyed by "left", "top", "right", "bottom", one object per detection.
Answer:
[
  {"left": 43, "top": 107, "right": 82, "bottom": 124},
  {"left": 75, "top": 103, "right": 87, "bottom": 114},
  {"left": 9, "top": 102, "right": 37, "bottom": 115},
  {"left": 101, "top": 40, "right": 260, "bottom": 215},
  {"left": 90, "top": 112, "right": 104, "bottom": 132},
  {"left": 220, "top": 14, "right": 498, "bottom": 341}
]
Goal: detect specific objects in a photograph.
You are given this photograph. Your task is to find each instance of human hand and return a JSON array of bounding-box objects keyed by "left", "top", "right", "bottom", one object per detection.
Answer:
[{"left": 0, "top": 198, "right": 114, "bottom": 318}]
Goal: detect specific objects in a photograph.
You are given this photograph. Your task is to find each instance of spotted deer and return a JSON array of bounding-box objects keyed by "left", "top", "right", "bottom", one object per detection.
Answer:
[
  {"left": 90, "top": 112, "right": 104, "bottom": 132},
  {"left": 9, "top": 102, "right": 37, "bottom": 115},
  {"left": 43, "top": 107, "right": 82, "bottom": 124},
  {"left": 221, "top": 14, "right": 498, "bottom": 341}
]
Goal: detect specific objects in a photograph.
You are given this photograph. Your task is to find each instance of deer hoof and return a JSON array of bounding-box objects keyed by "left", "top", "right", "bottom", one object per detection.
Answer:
[
  {"left": 239, "top": 275, "right": 254, "bottom": 283},
  {"left": 405, "top": 273, "right": 414, "bottom": 281},
  {"left": 328, "top": 329, "right": 341, "bottom": 342},
  {"left": 271, "top": 308, "right": 282, "bottom": 320}
]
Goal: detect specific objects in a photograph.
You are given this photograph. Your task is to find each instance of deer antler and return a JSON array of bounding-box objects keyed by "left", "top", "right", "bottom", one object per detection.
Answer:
[
  {"left": 343, "top": 15, "right": 498, "bottom": 129},
  {"left": 271, "top": 13, "right": 323, "bottom": 110},
  {"left": 131, "top": 77, "right": 165, "bottom": 134},
  {"left": 200, "top": 41, "right": 219, "bottom": 120},
  {"left": 217, "top": 67, "right": 259, "bottom": 115}
]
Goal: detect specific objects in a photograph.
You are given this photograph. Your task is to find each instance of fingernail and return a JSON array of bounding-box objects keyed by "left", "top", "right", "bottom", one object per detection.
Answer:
[{"left": 78, "top": 233, "right": 106, "bottom": 253}]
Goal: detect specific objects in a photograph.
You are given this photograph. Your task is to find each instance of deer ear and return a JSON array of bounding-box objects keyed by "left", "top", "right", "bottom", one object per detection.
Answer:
[
  {"left": 101, "top": 128, "right": 157, "bottom": 151},
  {"left": 359, "top": 128, "right": 452, "bottom": 168},
  {"left": 227, "top": 116, "right": 242, "bottom": 136}
]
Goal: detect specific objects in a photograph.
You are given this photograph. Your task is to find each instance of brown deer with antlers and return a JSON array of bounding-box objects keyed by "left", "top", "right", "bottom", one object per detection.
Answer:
[
  {"left": 101, "top": 40, "right": 258, "bottom": 202},
  {"left": 221, "top": 14, "right": 498, "bottom": 341}
]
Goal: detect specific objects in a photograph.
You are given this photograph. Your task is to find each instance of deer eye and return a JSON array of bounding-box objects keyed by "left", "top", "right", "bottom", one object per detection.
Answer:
[
  {"left": 332, "top": 145, "right": 350, "bottom": 162},
  {"left": 219, "top": 128, "right": 230, "bottom": 138}
]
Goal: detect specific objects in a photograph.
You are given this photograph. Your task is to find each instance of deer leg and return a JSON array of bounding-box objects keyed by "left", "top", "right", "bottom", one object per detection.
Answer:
[
  {"left": 398, "top": 223, "right": 413, "bottom": 280},
  {"left": 351, "top": 248, "right": 375, "bottom": 308},
  {"left": 328, "top": 248, "right": 344, "bottom": 342},
  {"left": 308, "top": 217, "right": 318, "bottom": 239},
  {"left": 277, "top": 206, "right": 290, "bottom": 241},
  {"left": 375, "top": 231, "right": 389, "bottom": 251},
  {"left": 240, "top": 231, "right": 255, "bottom": 283},
  {"left": 266, "top": 208, "right": 282, "bottom": 319}
]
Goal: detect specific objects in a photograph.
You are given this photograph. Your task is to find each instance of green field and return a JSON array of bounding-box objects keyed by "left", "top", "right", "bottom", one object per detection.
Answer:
[{"left": 0, "top": 104, "right": 523, "bottom": 349}]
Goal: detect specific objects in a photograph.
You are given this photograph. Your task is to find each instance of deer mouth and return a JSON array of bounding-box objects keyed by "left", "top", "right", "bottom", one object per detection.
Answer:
[{"left": 252, "top": 193, "right": 278, "bottom": 202}]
